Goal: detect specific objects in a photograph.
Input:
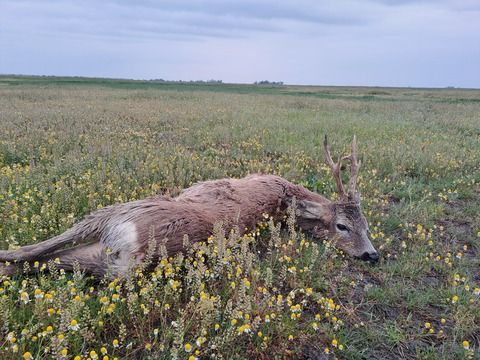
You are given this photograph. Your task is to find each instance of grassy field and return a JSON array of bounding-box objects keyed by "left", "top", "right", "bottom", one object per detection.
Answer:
[{"left": 0, "top": 76, "right": 479, "bottom": 359}]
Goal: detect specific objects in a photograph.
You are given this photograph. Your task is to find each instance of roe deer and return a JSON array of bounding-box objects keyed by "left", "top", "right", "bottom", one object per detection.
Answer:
[{"left": 0, "top": 136, "right": 378, "bottom": 277}]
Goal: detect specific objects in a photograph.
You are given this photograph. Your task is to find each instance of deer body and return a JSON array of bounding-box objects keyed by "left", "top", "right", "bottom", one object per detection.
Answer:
[{"left": 0, "top": 137, "right": 379, "bottom": 277}]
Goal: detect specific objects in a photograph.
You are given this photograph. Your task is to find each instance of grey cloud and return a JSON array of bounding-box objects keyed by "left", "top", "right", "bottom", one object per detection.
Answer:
[
  {"left": 370, "top": 0, "right": 480, "bottom": 11},
  {"left": 2, "top": 0, "right": 371, "bottom": 42},
  {"left": 109, "top": 0, "right": 368, "bottom": 25}
]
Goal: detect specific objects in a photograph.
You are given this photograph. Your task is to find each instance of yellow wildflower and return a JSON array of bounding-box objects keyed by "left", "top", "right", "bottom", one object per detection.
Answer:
[{"left": 69, "top": 319, "right": 79, "bottom": 331}]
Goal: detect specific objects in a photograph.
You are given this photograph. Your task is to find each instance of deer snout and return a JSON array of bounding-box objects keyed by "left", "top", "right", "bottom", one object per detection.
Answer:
[{"left": 359, "top": 251, "right": 379, "bottom": 263}]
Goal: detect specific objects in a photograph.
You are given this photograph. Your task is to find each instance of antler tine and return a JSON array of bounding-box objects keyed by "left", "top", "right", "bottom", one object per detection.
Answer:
[
  {"left": 347, "top": 135, "right": 362, "bottom": 196},
  {"left": 323, "top": 134, "right": 347, "bottom": 199}
]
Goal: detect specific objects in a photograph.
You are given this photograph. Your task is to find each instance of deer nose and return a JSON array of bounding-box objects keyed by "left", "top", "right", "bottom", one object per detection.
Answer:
[{"left": 360, "top": 251, "right": 379, "bottom": 263}]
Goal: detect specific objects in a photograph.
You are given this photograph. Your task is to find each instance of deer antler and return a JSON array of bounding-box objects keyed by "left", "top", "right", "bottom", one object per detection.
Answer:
[
  {"left": 347, "top": 135, "right": 361, "bottom": 197},
  {"left": 323, "top": 135, "right": 362, "bottom": 202},
  {"left": 323, "top": 135, "right": 348, "bottom": 200}
]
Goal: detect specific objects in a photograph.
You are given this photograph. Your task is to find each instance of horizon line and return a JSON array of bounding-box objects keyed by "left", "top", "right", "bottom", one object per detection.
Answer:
[{"left": 1, "top": 73, "right": 478, "bottom": 91}]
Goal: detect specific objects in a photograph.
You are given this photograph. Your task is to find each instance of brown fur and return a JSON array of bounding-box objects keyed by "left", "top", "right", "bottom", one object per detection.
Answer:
[{"left": 0, "top": 173, "right": 377, "bottom": 277}]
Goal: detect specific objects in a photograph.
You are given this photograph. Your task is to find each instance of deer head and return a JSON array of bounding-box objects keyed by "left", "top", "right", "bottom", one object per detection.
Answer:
[{"left": 295, "top": 135, "right": 378, "bottom": 262}]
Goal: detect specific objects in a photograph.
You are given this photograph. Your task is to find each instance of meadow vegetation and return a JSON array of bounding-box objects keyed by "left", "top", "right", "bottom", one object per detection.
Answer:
[{"left": 0, "top": 76, "right": 479, "bottom": 359}]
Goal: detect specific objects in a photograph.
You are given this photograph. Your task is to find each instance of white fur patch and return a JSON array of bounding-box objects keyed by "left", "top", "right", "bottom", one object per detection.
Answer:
[{"left": 102, "top": 221, "right": 141, "bottom": 275}]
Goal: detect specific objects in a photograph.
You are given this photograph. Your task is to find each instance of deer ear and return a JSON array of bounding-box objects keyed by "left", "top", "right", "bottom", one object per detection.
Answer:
[{"left": 296, "top": 200, "right": 332, "bottom": 221}]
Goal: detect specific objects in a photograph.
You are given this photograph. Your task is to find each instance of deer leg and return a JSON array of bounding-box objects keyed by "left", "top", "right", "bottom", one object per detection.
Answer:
[
  {"left": 1, "top": 242, "right": 143, "bottom": 279},
  {"left": 37, "top": 242, "right": 144, "bottom": 278},
  {"left": 0, "top": 227, "right": 88, "bottom": 262},
  {"left": 0, "top": 262, "right": 22, "bottom": 277},
  {"left": 0, "top": 242, "right": 107, "bottom": 278},
  {"left": 37, "top": 242, "right": 108, "bottom": 278},
  {"left": 0, "top": 242, "right": 109, "bottom": 278}
]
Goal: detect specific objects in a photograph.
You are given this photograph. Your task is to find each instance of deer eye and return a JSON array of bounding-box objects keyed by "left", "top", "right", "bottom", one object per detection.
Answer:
[{"left": 336, "top": 223, "right": 350, "bottom": 232}]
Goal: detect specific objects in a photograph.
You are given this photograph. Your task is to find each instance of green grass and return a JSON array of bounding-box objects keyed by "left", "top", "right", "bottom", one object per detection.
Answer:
[{"left": 0, "top": 76, "right": 479, "bottom": 359}]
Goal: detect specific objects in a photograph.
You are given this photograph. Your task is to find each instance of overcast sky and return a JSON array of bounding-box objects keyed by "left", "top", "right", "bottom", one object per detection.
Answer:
[{"left": 1, "top": 0, "right": 479, "bottom": 87}]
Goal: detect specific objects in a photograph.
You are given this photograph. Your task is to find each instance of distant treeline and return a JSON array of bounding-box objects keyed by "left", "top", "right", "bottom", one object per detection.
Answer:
[
  {"left": 149, "top": 79, "right": 223, "bottom": 84},
  {"left": 2, "top": 75, "right": 288, "bottom": 86},
  {"left": 254, "top": 80, "right": 284, "bottom": 85}
]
